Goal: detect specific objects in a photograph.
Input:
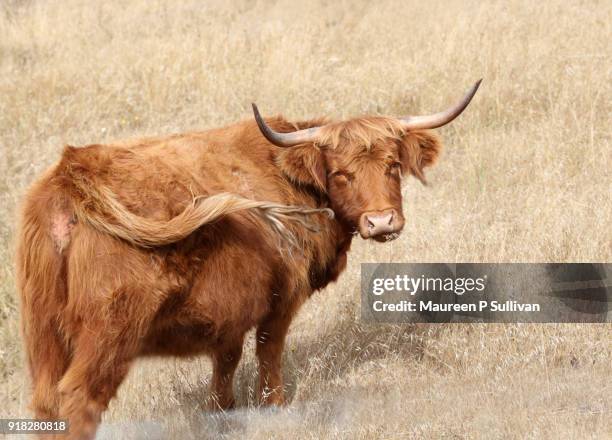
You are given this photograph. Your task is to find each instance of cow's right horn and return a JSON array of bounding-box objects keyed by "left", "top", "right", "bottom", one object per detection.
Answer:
[{"left": 252, "top": 103, "right": 323, "bottom": 148}]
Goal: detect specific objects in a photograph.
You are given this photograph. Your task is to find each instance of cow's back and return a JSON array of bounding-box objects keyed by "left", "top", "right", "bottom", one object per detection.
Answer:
[{"left": 54, "top": 122, "right": 288, "bottom": 223}]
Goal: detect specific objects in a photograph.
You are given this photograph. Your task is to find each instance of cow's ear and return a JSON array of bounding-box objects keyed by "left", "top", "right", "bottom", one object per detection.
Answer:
[
  {"left": 398, "top": 130, "right": 442, "bottom": 185},
  {"left": 277, "top": 144, "right": 327, "bottom": 192}
]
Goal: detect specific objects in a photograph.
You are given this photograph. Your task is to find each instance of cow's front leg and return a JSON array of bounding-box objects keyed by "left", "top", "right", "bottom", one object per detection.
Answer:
[
  {"left": 210, "top": 339, "right": 243, "bottom": 411},
  {"left": 255, "top": 313, "right": 293, "bottom": 406}
]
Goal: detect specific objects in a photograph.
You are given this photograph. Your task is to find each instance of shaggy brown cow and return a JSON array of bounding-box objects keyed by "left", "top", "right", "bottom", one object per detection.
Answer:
[{"left": 16, "top": 80, "right": 480, "bottom": 439}]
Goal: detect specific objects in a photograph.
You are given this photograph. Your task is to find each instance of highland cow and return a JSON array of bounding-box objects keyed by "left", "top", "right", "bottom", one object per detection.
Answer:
[{"left": 16, "top": 80, "right": 480, "bottom": 439}]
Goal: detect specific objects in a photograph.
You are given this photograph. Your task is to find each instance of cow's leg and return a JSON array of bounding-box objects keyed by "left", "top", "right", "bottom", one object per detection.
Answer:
[
  {"left": 209, "top": 338, "right": 244, "bottom": 410},
  {"left": 57, "top": 286, "right": 153, "bottom": 439},
  {"left": 57, "top": 322, "right": 139, "bottom": 440},
  {"left": 29, "top": 325, "right": 70, "bottom": 421},
  {"left": 57, "top": 322, "right": 140, "bottom": 440},
  {"left": 16, "top": 217, "right": 70, "bottom": 420},
  {"left": 255, "top": 312, "right": 293, "bottom": 406}
]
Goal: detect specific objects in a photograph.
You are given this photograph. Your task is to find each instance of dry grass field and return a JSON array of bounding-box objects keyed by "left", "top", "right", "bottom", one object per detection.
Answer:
[{"left": 1, "top": 0, "right": 611, "bottom": 438}]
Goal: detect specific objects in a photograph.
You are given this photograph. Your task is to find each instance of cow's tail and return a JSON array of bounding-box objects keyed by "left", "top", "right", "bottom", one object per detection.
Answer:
[
  {"left": 16, "top": 182, "right": 70, "bottom": 418},
  {"left": 66, "top": 171, "right": 333, "bottom": 248}
]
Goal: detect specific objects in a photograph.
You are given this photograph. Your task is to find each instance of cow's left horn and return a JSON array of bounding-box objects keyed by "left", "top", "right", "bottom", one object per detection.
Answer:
[
  {"left": 252, "top": 103, "right": 323, "bottom": 148},
  {"left": 399, "top": 79, "right": 482, "bottom": 131}
]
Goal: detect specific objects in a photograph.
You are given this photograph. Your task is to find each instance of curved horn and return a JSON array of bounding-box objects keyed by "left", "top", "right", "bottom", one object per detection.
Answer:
[
  {"left": 400, "top": 79, "right": 482, "bottom": 131},
  {"left": 252, "top": 103, "right": 323, "bottom": 147}
]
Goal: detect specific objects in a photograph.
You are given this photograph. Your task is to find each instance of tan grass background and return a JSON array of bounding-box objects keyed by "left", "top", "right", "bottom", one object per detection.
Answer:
[{"left": 0, "top": 0, "right": 611, "bottom": 438}]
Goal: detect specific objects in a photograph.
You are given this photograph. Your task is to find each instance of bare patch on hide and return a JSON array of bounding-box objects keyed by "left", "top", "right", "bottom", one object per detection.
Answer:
[
  {"left": 51, "top": 211, "right": 76, "bottom": 252},
  {"left": 231, "top": 167, "right": 255, "bottom": 198}
]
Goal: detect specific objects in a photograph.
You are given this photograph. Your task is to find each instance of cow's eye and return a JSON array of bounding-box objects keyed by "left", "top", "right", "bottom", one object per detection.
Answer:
[{"left": 388, "top": 161, "right": 402, "bottom": 175}]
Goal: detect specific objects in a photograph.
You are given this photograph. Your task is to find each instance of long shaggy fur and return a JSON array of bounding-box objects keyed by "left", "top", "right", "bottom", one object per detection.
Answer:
[
  {"left": 68, "top": 171, "right": 333, "bottom": 248},
  {"left": 318, "top": 116, "right": 406, "bottom": 150},
  {"left": 16, "top": 114, "right": 443, "bottom": 440}
]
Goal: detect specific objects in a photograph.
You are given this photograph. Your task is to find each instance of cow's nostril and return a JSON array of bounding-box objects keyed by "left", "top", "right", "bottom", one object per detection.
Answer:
[{"left": 387, "top": 212, "right": 394, "bottom": 225}]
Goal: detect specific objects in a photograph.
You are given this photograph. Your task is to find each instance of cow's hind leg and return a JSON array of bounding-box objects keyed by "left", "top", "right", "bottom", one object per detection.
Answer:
[
  {"left": 17, "top": 207, "right": 71, "bottom": 420},
  {"left": 209, "top": 337, "right": 244, "bottom": 411},
  {"left": 57, "top": 288, "right": 153, "bottom": 440},
  {"left": 29, "top": 323, "right": 70, "bottom": 420}
]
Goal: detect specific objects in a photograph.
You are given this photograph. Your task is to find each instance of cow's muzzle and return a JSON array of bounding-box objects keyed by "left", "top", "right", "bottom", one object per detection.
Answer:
[{"left": 358, "top": 209, "right": 404, "bottom": 242}]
